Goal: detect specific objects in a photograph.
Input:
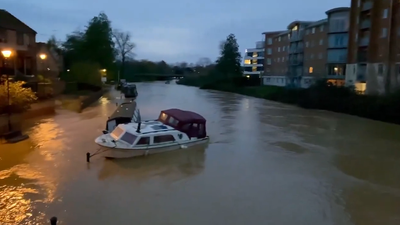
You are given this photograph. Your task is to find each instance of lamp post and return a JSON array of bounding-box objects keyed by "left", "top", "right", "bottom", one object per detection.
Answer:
[{"left": 1, "top": 50, "right": 12, "bottom": 131}]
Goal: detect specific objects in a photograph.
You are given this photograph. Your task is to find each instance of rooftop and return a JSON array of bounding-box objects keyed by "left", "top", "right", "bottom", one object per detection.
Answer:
[
  {"left": 109, "top": 101, "right": 137, "bottom": 120},
  {"left": 0, "top": 9, "right": 36, "bottom": 34},
  {"left": 162, "top": 108, "right": 206, "bottom": 123}
]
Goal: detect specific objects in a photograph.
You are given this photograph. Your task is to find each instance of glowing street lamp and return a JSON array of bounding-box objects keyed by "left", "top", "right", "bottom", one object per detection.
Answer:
[
  {"left": 1, "top": 49, "right": 13, "bottom": 131},
  {"left": 39, "top": 54, "right": 47, "bottom": 60}
]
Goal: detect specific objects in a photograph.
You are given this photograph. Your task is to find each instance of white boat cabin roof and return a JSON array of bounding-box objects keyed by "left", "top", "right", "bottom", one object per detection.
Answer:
[{"left": 115, "top": 120, "right": 176, "bottom": 137}]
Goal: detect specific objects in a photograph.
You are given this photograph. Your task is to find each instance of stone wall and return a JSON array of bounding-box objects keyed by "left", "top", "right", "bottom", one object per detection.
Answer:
[{"left": 79, "top": 89, "right": 106, "bottom": 112}]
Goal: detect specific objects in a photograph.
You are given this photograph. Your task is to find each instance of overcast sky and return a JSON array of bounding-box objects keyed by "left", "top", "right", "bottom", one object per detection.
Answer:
[{"left": 3, "top": 0, "right": 349, "bottom": 63}]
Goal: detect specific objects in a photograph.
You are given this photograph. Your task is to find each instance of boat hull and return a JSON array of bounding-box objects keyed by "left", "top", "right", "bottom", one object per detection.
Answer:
[{"left": 97, "top": 137, "right": 209, "bottom": 159}]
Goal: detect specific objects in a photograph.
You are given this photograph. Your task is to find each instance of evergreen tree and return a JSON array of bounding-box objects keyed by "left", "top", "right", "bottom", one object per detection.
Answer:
[{"left": 216, "top": 34, "right": 242, "bottom": 78}]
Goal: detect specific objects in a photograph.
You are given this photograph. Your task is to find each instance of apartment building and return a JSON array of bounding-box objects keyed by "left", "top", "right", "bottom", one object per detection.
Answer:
[
  {"left": 303, "top": 19, "right": 328, "bottom": 87},
  {"left": 243, "top": 41, "right": 264, "bottom": 77},
  {"left": 326, "top": 8, "right": 350, "bottom": 86},
  {"left": 262, "top": 31, "right": 289, "bottom": 86},
  {"left": 347, "top": 0, "right": 400, "bottom": 94},
  {"left": 0, "top": 9, "right": 37, "bottom": 76}
]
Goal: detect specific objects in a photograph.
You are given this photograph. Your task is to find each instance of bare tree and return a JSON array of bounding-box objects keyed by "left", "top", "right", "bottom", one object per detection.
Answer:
[
  {"left": 196, "top": 57, "right": 212, "bottom": 67},
  {"left": 113, "top": 29, "right": 135, "bottom": 80}
]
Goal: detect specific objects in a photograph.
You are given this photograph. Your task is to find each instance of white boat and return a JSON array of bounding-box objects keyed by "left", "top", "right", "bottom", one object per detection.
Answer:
[{"left": 94, "top": 108, "right": 209, "bottom": 159}]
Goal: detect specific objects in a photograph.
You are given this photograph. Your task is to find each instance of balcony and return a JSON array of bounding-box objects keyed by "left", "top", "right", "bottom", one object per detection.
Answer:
[
  {"left": 290, "top": 31, "right": 304, "bottom": 42},
  {"left": 362, "top": 1, "right": 372, "bottom": 11},
  {"left": 358, "top": 37, "right": 369, "bottom": 46},
  {"left": 256, "top": 41, "right": 264, "bottom": 48},
  {"left": 360, "top": 20, "right": 371, "bottom": 29}
]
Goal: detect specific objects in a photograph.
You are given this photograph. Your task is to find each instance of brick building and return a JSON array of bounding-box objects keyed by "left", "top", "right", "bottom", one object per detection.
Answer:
[
  {"left": 0, "top": 9, "right": 37, "bottom": 76},
  {"left": 347, "top": 0, "right": 400, "bottom": 94},
  {"left": 262, "top": 31, "right": 289, "bottom": 86}
]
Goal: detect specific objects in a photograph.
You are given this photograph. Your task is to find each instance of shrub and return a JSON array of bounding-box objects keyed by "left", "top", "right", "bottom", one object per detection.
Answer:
[{"left": 0, "top": 81, "right": 38, "bottom": 114}]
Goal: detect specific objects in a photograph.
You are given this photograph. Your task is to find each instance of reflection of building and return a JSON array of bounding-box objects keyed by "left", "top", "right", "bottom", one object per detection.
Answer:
[
  {"left": 242, "top": 41, "right": 264, "bottom": 78},
  {"left": 347, "top": 0, "right": 400, "bottom": 95},
  {"left": 0, "top": 9, "right": 37, "bottom": 76}
]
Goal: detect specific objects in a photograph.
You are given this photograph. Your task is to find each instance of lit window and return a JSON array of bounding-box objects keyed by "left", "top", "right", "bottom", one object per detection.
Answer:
[
  {"left": 244, "top": 59, "right": 251, "bottom": 64},
  {"left": 309, "top": 67, "right": 313, "bottom": 73},
  {"left": 252, "top": 67, "right": 257, "bottom": 72}
]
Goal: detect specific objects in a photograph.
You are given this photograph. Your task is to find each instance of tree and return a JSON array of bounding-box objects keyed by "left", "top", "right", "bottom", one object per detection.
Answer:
[
  {"left": 196, "top": 57, "right": 212, "bottom": 67},
  {"left": 62, "top": 12, "right": 116, "bottom": 82},
  {"left": 0, "top": 81, "right": 37, "bottom": 113},
  {"left": 113, "top": 29, "right": 135, "bottom": 80},
  {"left": 69, "top": 62, "right": 102, "bottom": 87},
  {"left": 46, "top": 35, "right": 63, "bottom": 54},
  {"left": 216, "top": 34, "right": 242, "bottom": 78}
]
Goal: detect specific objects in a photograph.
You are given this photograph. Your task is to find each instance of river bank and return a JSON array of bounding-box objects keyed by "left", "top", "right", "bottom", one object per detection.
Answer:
[{"left": 177, "top": 78, "right": 400, "bottom": 125}]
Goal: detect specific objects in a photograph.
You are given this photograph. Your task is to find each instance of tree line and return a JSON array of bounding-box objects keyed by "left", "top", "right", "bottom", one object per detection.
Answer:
[{"left": 46, "top": 12, "right": 215, "bottom": 85}]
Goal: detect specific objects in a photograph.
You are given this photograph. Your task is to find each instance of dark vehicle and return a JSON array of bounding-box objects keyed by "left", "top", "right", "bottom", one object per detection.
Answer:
[
  {"left": 122, "top": 83, "right": 138, "bottom": 98},
  {"left": 105, "top": 101, "right": 141, "bottom": 132}
]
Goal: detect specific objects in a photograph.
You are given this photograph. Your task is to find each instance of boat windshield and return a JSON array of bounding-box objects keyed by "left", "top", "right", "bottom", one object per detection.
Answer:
[
  {"left": 111, "top": 126, "right": 124, "bottom": 139},
  {"left": 120, "top": 132, "right": 137, "bottom": 145}
]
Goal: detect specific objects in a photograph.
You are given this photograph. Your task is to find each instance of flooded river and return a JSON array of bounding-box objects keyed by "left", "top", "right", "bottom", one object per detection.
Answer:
[{"left": 1, "top": 81, "right": 400, "bottom": 224}]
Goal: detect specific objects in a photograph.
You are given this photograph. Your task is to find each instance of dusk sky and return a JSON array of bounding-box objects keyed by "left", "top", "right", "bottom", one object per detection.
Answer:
[{"left": 4, "top": 0, "right": 349, "bottom": 64}]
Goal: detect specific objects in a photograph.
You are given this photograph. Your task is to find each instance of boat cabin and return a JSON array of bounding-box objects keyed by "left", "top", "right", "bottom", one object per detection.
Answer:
[
  {"left": 157, "top": 108, "right": 207, "bottom": 138},
  {"left": 106, "top": 101, "right": 141, "bottom": 132},
  {"left": 122, "top": 83, "right": 138, "bottom": 98},
  {"left": 109, "top": 122, "right": 184, "bottom": 147}
]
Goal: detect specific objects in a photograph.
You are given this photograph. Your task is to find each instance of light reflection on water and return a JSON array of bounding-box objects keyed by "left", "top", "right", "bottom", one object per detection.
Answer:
[{"left": 0, "top": 82, "right": 399, "bottom": 224}]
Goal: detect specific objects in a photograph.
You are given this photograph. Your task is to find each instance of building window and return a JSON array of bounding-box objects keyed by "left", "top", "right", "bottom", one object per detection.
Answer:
[
  {"left": 267, "top": 38, "right": 272, "bottom": 45},
  {"left": 278, "top": 47, "right": 280, "bottom": 52},
  {"left": 277, "top": 58, "right": 280, "bottom": 62},
  {"left": 312, "top": 27, "right": 315, "bottom": 33},
  {"left": 383, "top": 9, "right": 388, "bottom": 18},
  {"left": 267, "top": 48, "right": 272, "bottom": 54},
  {"left": 320, "top": 25, "right": 324, "bottom": 31},
  {"left": 381, "top": 28, "right": 387, "bottom": 38},
  {"left": 306, "top": 29, "right": 310, "bottom": 35},
  {"left": 310, "top": 54, "right": 314, "bottom": 59},
  {"left": 278, "top": 37, "right": 281, "bottom": 41},
  {"left": 319, "top": 39, "right": 323, "bottom": 45},
  {"left": 252, "top": 66, "right": 257, "bottom": 72},
  {"left": 283, "top": 46, "right": 285, "bottom": 51},
  {"left": 16, "top": 32, "right": 24, "bottom": 45},
  {"left": 305, "top": 42, "right": 309, "bottom": 47},
  {"left": 0, "top": 29, "right": 7, "bottom": 43},
  {"left": 244, "top": 59, "right": 251, "bottom": 64},
  {"left": 266, "top": 58, "right": 271, "bottom": 65},
  {"left": 309, "top": 67, "right": 313, "bottom": 73},
  {"left": 282, "top": 57, "right": 285, "bottom": 62}
]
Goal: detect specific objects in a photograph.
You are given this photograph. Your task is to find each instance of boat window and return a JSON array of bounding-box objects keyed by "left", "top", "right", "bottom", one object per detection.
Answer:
[
  {"left": 159, "top": 113, "right": 168, "bottom": 121},
  {"left": 111, "top": 126, "right": 124, "bottom": 138},
  {"left": 181, "top": 124, "right": 191, "bottom": 130},
  {"left": 192, "top": 123, "right": 198, "bottom": 128},
  {"left": 120, "top": 132, "right": 137, "bottom": 145},
  {"left": 168, "top": 117, "right": 179, "bottom": 126},
  {"left": 154, "top": 135, "right": 175, "bottom": 143},
  {"left": 136, "top": 137, "right": 150, "bottom": 145},
  {"left": 199, "top": 124, "right": 205, "bottom": 135}
]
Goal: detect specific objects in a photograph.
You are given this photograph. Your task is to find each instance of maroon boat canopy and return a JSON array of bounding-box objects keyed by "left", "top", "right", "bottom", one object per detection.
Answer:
[{"left": 161, "top": 108, "right": 206, "bottom": 123}]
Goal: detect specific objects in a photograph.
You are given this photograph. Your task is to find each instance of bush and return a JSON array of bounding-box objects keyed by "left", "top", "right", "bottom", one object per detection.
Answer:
[{"left": 0, "top": 81, "right": 38, "bottom": 114}]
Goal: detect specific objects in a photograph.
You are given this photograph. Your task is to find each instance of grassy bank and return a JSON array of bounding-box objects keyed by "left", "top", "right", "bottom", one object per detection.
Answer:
[{"left": 177, "top": 77, "right": 400, "bottom": 125}]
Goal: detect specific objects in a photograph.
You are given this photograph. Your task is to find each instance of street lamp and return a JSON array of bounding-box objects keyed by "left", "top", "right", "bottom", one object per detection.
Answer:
[
  {"left": 39, "top": 54, "right": 47, "bottom": 60},
  {"left": 1, "top": 49, "right": 12, "bottom": 131}
]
